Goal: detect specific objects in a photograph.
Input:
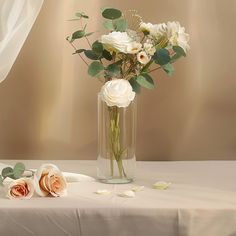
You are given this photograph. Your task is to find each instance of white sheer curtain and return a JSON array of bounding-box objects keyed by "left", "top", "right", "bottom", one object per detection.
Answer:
[{"left": 0, "top": 0, "right": 44, "bottom": 83}]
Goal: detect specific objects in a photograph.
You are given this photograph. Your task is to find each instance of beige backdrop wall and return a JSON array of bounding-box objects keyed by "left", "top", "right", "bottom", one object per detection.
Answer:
[{"left": 0, "top": 0, "right": 236, "bottom": 161}]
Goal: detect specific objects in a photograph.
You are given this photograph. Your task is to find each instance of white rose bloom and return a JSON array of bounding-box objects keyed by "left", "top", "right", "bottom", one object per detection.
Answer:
[
  {"left": 149, "top": 23, "right": 167, "bottom": 40},
  {"left": 139, "top": 22, "right": 154, "bottom": 33},
  {"left": 100, "top": 79, "right": 135, "bottom": 108},
  {"left": 100, "top": 32, "right": 134, "bottom": 54},
  {"left": 166, "top": 21, "right": 190, "bottom": 52},
  {"left": 137, "top": 51, "right": 151, "bottom": 65},
  {"left": 143, "top": 42, "right": 156, "bottom": 56},
  {"left": 126, "top": 42, "right": 142, "bottom": 54}
]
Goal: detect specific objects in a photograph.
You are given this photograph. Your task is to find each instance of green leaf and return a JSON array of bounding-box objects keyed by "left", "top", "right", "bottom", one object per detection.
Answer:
[
  {"left": 73, "top": 49, "right": 85, "bottom": 55},
  {"left": 170, "top": 53, "right": 182, "bottom": 63},
  {"left": 136, "top": 74, "right": 155, "bottom": 89},
  {"left": 114, "top": 19, "right": 128, "bottom": 32},
  {"left": 92, "top": 41, "right": 103, "bottom": 56},
  {"left": 106, "top": 63, "right": 121, "bottom": 77},
  {"left": 88, "top": 61, "right": 104, "bottom": 77},
  {"left": 173, "top": 46, "right": 186, "bottom": 57},
  {"left": 84, "top": 50, "right": 99, "bottom": 60},
  {"left": 162, "top": 63, "right": 174, "bottom": 76},
  {"left": 129, "top": 77, "right": 141, "bottom": 94},
  {"left": 153, "top": 49, "right": 171, "bottom": 65},
  {"left": 72, "top": 30, "right": 85, "bottom": 40},
  {"left": 75, "top": 12, "right": 89, "bottom": 19},
  {"left": 13, "top": 162, "right": 25, "bottom": 179},
  {"left": 102, "top": 50, "right": 113, "bottom": 61},
  {"left": 102, "top": 8, "right": 122, "bottom": 20},
  {"left": 84, "top": 32, "right": 94, "bottom": 37},
  {"left": 2, "top": 167, "right": 14, "bottom": 179},
  {"left": 0, "top": 175, "right": 3, "bottom": 186},
  {"left": 103, "top": 21, "right": 114, "bottom": 30}
]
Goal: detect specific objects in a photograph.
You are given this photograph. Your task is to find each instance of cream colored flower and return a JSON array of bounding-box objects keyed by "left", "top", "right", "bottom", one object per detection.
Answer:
[
  {"left": 166, "top": 21, "right": 190, "bottom": 52},
  {"left": 7, "top": 178, "right": 34, "bottom": 200},
  {"left": 100, "top": 79, "right": 135, "bottom": 108},
  {"left": 100, "top": 32, "right": 134, "bottom": 54},
  {"left": 137, "top": 51, "right": 151, "bottom": 65},
  {"left": 149, "top": 23, "right": 167, "bottom": 40},
  {"left": 34, "top": 164, "right": 67, "bottom": 197},
  {"left": 139, "top": 22, "right": 154, "bottom": 33},
  {"left": 126, "top": 42, "right": 142, "bottom": 54},
  {"left": 143, "top": 42, "right": 156, "bottom": 56}
]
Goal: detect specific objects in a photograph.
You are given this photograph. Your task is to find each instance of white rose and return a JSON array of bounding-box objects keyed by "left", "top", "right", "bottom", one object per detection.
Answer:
[
  {"left": 149, "top": 23, "right": 167, "bottom": 40},
  {"left": 7, "top": 178, "right": 34, "bottom": 200},
  {"left": 34, "top": 164, "right": 67, "bottom": 197},
  {"left": 100, "top": 32, "right": 134, "bottom": 54},
  {"left": 166, "top": 21, "right": 190, "bottom": 52},
  {"left": 139, "top": 22, "right": 154, "bottom": 33},
  {"left": 137, "top": 51, "right": 151, "bottom": 65},
  {"left": 143, "top": 42, "right": 156, "bottom": 56},
  {"left": 100, "top": 79, "right": 135, "bottom": 108},
  {"left": 126, "top": 42, "right": 142, "bottom": 54}
]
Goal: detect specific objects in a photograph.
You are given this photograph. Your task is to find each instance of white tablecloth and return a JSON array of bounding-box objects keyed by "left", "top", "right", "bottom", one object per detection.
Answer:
[{"left": 0, "top": 160, "right": 236, "bottom": 236}]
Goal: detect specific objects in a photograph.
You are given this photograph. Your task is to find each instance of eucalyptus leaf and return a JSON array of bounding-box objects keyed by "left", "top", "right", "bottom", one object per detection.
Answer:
[
  {"left": 129, "top": 77, "right": 141, "bottom": 94},
  {"left": 84, "top": 50, "right": 99, "bottom": 60},
  {"left": 72, "top": 30, "right": 85, "bottom": 40},
  {"left": 170, "top": 53, "right": 182, "bottom": 63},
  {"left": 162, "top": 63, "right": 174, "bottom": 76},
  {"left": 0, "top": 175, "right": 3, "bottom": 186},
  {"left": 114, "top": 18, "right": 128, "bottom": 32},
  {"left": 13, "top": 162, "right": 25, "bottom": 179},
  {"left": 103, "top": 21, "right": 114, "bottom": 30},
  {"left": 84, "top": 32, "right": 94, "bottom": 37},
  {"left": 73, "top": 49, "right": 85, "bottom": 55},
  {"left": 92, "top": 41, "right": 103, "bottom": 56},
  {"left": 106, "top": 63, "right": 121, "bottom": 77},
  {"left": 2, "top": 167, "right": 14, "bottom": 179},
  {"left": 88, "top": 61, "right": 104, "bottom": 77},
  {"left": 173, "top": 46, "right": 186, "bottom": 57},
  {"left": 75, "top": 12, "right": 89, "bottom": 19},
  {"left": 102, "top": 50, "right": 113, "bottom": 61},
  {"left": 136, "top": 74, "right": 155, "bottom": 89},
  {"left": 153, "top": 49, "right": 170, "bottom": 65},
  {"left": 102, "top": 8, "right": 122, "bottom": 20}
]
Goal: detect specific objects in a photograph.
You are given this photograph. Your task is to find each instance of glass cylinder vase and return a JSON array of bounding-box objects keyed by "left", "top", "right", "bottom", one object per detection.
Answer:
[{"left": 97, "top": 93, "right": 137, "bottom": 184}]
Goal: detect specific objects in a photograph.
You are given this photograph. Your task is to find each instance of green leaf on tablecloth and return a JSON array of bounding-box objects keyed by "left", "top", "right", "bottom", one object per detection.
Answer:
[
  {"left": 72, "top": 49, "right": 85, "bottom": 55},
  {"left": 72, "top": 30, "right": 85, "bottom": 40},
  {"left": 88, "top": 61, "right": 104, "bottom": 77},
  {"left": 75, "top": 12, "right": 89, "bottom": 19},
  {"left": 136, "top": 74, "right": 155, "bottom": 89},
  {"left": 102, "top": 8, "right": 122, "bottom": 20},
  {"left": 13, "top": 162, "right": 25, "bottom": 179},
  {"left": 2, "top": 167, "right": 14, "bottom": 179}
]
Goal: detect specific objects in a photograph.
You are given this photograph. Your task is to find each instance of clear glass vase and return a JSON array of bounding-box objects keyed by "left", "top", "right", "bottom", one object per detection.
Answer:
[{"left": 97, "top": 93, "right": 137, "bottom": 184}]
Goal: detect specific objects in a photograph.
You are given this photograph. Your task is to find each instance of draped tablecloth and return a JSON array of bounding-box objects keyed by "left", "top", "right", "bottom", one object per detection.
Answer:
[{"left": 0, "top": 160, "right": 236, "bottom": 236}]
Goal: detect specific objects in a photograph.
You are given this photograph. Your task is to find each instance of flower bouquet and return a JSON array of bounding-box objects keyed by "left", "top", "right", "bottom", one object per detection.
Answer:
[{"left": 67, "top": 8, "right": 189, "bottom": 183}]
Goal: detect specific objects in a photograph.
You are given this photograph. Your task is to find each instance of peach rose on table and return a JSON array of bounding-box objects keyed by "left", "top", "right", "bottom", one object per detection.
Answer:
[
  {"left": 34, "top": 164, "right": 67, "bottom": 197},
  {"left": 7, "top": 178, "right": 34, "bottom": 200}
]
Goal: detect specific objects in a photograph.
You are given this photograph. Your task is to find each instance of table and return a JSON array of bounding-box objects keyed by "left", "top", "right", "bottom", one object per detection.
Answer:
[{"left": 0, "top": 160, "right": 236, "bottom": 236}]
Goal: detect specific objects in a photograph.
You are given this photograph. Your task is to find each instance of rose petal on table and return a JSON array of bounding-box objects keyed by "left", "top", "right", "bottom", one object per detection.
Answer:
[
  {"left": 131, "top": 186, "right": 144, "bottom": 192},
  {"left": 95, "top": 189, "right": 111, "bottom": 195},
  {"left": 153, "top": 181, "right": 171, "bottom": 190},
  {"left": 119, "top": 190, "right": 136, "bottom": 198}
]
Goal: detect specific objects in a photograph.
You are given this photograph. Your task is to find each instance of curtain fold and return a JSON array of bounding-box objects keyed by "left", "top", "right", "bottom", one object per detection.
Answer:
[{"left": 0, "top": 0, "right": 44, "bottom": 83}]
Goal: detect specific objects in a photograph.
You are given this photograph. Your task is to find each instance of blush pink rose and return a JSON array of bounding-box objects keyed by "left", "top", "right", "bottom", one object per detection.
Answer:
[
  {"left": 34, "top": 164, "right": 67, "bottom": 197},
  {"left": 7, "top": 178, "right": 34, "bottom": 200}
]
